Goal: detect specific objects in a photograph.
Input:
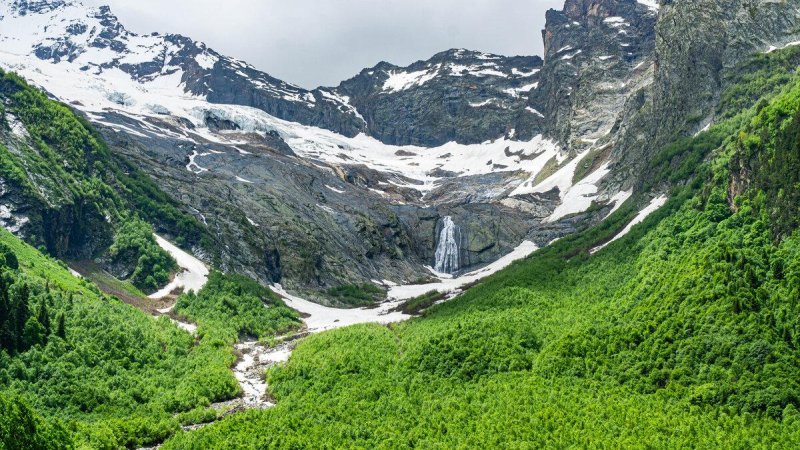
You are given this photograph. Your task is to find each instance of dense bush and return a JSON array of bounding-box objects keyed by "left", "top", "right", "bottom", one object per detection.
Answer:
[
  {"left": 174, "top": 271, "right": 300, "bottom": 341},
  {"left": 0, "top": 229, "right": 239, "bottom": 448},
  {"left": 325, "top": 283, "right": 385, "bottom": 307},
  {"left": 109, "top": 217, "right": 177, "bottom": 292},
  {"left": 0, "top": 392, "right": 70, "bottom": 450}
]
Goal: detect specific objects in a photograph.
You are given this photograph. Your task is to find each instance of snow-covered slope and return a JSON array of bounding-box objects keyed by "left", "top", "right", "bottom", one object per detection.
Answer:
[
  {"left": 0, "top": 0, "right": 640, "bottom": 291},
  {"left": 0, "top": 2, "right": 567, "bottom": 199},
  {"left": 0, "top": 0, "right": 365, "bottom": 135}
]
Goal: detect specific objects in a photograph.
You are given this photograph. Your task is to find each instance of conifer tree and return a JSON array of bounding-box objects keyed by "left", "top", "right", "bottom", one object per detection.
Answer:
[
  {"left": 11, "top": 283, "right": 30, "bottom": 354},
  {"left": 55, "top": 312, "right": 66, "bottom": 340},
  {"left": 37, "top": 302, "right": 51, "bottom": 336}
]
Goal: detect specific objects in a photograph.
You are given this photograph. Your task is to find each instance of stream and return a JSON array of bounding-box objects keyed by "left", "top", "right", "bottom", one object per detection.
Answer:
[{"left": 138, "top": 235, "right": 539, "bottom": 447}]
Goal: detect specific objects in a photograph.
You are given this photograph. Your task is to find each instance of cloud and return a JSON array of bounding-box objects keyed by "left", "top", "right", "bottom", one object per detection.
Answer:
[{"left": 83, "top": 0, "right": 564, "bottom": 88}]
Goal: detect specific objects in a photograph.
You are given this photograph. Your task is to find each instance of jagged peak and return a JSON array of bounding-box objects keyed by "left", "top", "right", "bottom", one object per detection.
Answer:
[
  {"left": 9, "top": 0, "right": 72, "bottom": 15},
  {"left": 559, "top": 0, "right": 657, "bottom": 22}
]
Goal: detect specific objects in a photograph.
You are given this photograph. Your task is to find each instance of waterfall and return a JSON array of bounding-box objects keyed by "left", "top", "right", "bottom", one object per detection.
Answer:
[{"left": 434, "top": 216, "right": 461, "bottom": 274}]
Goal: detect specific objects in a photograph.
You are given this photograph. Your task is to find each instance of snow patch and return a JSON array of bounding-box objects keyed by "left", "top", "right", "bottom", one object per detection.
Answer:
[
  {"left": 603, "top": 190, "right": 633, "bottom": 219},
  {"left": 592, "top": 195, "right": 668, "bottom": 253},
  {"left": 546, "top": 162, "right": 611, "bottom": 222},
  {"left": 526, "top": 107, "right": 545, "bottom": 118},
  {"left": 319, "top": 89, "right": 366, "bottom": 123},
  {"left": 195, "top": 52, "right": 218, "bottom": 70},
  {"left": 766, "top": 41, "right": 800, "bottom": 54},
  {"left": 504, "top": 82, "right": 539, "bottom": 98},
  {"left": 383, "top": 67, "right": 439, "bottom": 92},
  {"left": 270, "top": 284, "right": 410, "bottom": 333},
  {"left": 149, "top": 235, "right": 210, "bottom": 299},
  {"left": 637, "top": 0, "right": 660, "bottom": 11},
  {"left": 512, "top": 68, "right": 540, "bottom": 77}
]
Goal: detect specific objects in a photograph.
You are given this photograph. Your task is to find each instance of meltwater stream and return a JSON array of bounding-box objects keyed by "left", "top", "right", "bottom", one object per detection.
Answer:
[{"left": 434, "top": 216, "right": 461, "bottom": 274}]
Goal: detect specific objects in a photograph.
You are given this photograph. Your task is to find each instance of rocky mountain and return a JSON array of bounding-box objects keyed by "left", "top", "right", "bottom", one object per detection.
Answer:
[
  {"left": 0, "top": 0, "right": 569, "bottom": 299},
  {"left": 2, "top": 1, "right": 546, "bottom": 146},
  {"left": 331, "top": 49, "right": 544, "bottom": 146},
  {"left": 2, "top": 0, "right": 800, "bottom": 302}
]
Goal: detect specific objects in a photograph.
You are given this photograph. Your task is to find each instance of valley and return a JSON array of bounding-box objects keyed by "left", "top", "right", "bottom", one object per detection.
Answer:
[{"left": 2, "top": 0, "right": 800, "bottom": 448}]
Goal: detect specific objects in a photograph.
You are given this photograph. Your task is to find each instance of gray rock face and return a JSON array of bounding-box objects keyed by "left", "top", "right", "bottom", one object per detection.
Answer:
[
  {"left": 605, "top": 0, "right": 800, "bottom": 188},
  {"left": 536, "top": 0, "right": 657, "bottom": 149},
  {"left": 0, "top": 102, "right": 114, "bottom": 260},
  {"left": 331, "top": 49, "right": 544, "bottom": 146},
  {"left": 651, "top": 0, "right": 800, "bottom": 139},
  {"left": 533, "top": 0, "right": 800, "bottom": 198},
  {"left": 91, "top": 111, "right": 539, "bottom": 295}
]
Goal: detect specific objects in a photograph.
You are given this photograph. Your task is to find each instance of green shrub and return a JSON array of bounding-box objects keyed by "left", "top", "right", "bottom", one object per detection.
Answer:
[{"left": 109, "top": 217, "right": 177, "bottom": 292}]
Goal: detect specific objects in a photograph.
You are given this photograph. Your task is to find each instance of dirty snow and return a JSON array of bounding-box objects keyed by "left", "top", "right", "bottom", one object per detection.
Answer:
[
  {"left": 546, "top": 162, "right": 611, "bottom": 222},
  {"left": 270, "top": 284, "right": 410, "bottom": 333},
  {"left": 234, "top": 340, "right": 293, "bottom": 408},
  {"left": 149, "top": 234, "right": 210, "bottom": 299}
]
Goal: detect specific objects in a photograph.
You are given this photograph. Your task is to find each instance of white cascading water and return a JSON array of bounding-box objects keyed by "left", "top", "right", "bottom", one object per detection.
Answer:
[{"left": 434, "top": 216, "right": 461, "bottom": 274}]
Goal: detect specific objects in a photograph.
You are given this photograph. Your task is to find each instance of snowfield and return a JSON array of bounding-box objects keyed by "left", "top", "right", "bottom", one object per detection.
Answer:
[
  {"left": 270, "top": 284, "right": 410, "bottom": 333},
  {"left": 388, "top": 240, "right": 539, "bottom": 300},
  {"left": 0, "top": 0, "right": 628, "bottom": 222}
]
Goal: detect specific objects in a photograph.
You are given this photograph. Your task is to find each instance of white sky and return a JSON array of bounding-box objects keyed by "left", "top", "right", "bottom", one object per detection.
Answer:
[{"left": 83, "top": 0, "right": 563, "bottom": 88}]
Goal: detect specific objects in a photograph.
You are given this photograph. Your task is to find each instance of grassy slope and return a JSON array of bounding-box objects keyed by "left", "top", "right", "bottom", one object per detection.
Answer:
[
  {"left": 0, "top": 70, "right": 205, "bottom": 292},
  {"left": 163, "top": 53, "right": 800, "bottom": 448},
  {"left": 0, "top": 224, "right": 301, "bottom": 448},
  {"left": 0, "top": 227, "right": 237, "bottom": 449}
]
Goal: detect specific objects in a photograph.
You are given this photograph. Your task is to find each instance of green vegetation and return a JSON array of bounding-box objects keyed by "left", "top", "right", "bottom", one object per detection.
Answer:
[
  {"left": 394, "top": 290, "right": 445, "bottom": 315},
  {"left": 0, "top": 69, "right": 208, "bottom": 288},
  {"left": 3, "top": 31, "right": 800, "bottom": 450},
  {"left": 324, "top": 283, "right": 385, "bottom": 307},
  {"left": 162, "top": 53, "right": 800, "bottom": 448},
  {"left": 175, "top": 271, "right": 300, "bottom": 342},
  {"left": 70, "top": 259, "right": 148, "bottom": 302},
  {"left": 0, "top": 226, "right": 300, "bottom": 448},
  {"left": 0, "top": 392, "right": 69, "bottom": 450},
  {"left": 0, "top": 228, "right": 239, "bottom": 448},
  {"left": 730, "top": 85, "right": 800, "bottom": 240},
  {"left": 719, "top": 44, "right": 800, "bottom": 120},
  {"left": 108, "top": 217, "right": 177, "bottom": 292},
  {"left": 531, "top": 155, "right": 559, "bottom": 185},
  {"left": 572, "top": 143, "right": 612, "bottom": 184}
]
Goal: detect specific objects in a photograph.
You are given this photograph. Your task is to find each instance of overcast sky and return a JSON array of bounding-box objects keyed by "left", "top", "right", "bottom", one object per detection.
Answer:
[{"left": 83, "top": 0, "right": 564, "bottom": 89}]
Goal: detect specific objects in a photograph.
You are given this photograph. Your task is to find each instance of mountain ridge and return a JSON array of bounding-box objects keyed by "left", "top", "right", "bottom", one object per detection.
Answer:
[{"left": 2, "top": 0, "right": 799, "bottom": 295}]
